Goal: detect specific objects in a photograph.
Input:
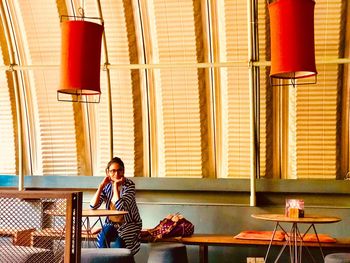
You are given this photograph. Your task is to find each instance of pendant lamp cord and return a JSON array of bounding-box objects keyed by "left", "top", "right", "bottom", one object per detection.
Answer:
[
  {"left": 69, "top": 0, "right": 76, "bottom": 19},
  {"left": 291, "top": 78, "right": 296, "bottom": 88},
  {"left": 69, "top": 0, "right": 85, "bottom": 20},
  {"left": 79, "top": 0, "right": 85, "bottom": 18},
  {"left": 78, "top": 7, "right": 85, "bottom": 19}
]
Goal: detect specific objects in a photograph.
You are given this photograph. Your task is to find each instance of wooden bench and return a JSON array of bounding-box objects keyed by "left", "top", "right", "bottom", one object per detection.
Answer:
[
  {"left": 31, "top": 227, "right": 99, "bottom": 249},
  {"left": 141, "top": 234, "right": 350, "bottom": 263},
  {"left": 0, "top": 244, "right": 54, "bottom": 263},
  {"left": 30, "top": 227, "right": 100, "bottom": 248},
  {"left": 0, "top": 227, "right": 35, "bottom": 246}
]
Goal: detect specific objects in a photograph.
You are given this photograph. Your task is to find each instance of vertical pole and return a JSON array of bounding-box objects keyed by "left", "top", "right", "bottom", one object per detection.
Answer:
[
  {"left": 14, "top": 73, "right": 24, "bottom": 191},
  {"left": 247, "top": 0, "right": 260, "bottom": 206}
]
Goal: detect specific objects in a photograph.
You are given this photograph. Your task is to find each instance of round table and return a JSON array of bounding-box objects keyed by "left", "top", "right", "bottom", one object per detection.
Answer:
[
  {"left": 82, "top": 209, "right": 128, "bottom": 223},
  {"left": 251, "top": 213, "right": 341, "bottom": 263},
  {"left": 82, "top": 209, "right": 128, "bottom": 247}
]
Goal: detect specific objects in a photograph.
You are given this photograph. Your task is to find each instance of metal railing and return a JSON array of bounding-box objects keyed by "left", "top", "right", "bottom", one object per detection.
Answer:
[{"left": 0, "top": 190, "right": 82, "bottom": 263}]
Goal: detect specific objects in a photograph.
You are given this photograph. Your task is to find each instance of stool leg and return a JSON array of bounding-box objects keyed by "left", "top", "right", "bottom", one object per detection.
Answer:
[{"left": 199, "top": 245, "right": 208, "bottom": 263}]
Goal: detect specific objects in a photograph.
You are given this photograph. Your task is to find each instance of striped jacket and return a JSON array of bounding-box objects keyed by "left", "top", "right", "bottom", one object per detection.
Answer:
[{"left": 90, "top": 178, "right": 142, "bottom": 254}]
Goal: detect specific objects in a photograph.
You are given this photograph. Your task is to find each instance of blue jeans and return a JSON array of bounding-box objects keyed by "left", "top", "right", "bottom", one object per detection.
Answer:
[{"left": 97, "top": 223, "right": 124, "bottom": 248}]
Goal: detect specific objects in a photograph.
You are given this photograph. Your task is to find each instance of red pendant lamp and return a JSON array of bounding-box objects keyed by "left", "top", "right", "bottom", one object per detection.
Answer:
[
  {"left": 57, "top": 18, "right": 104, "bottom": 102},
  {"left": 268, "top": 0, "right": 317, "bottom": 82}
]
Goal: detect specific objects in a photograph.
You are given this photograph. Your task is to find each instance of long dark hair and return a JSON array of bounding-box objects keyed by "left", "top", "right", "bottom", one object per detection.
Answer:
[{"left": 106, "top": 157, "right": 125, "bottom": 170}]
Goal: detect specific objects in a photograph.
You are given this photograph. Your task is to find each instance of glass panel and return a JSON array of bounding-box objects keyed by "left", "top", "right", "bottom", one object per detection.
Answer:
[
  {"left": 149, "top": 0, "right": 204, "bottom": 177},
  {"left": 0, "top": 64, "right": 16, "bottom": 174}
]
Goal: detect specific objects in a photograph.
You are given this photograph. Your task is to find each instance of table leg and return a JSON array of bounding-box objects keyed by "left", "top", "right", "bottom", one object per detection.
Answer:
[
  {"left": 82, "top": 216, "right": 95, "bottom": 248},
  {"left": 311, "top": 224, "right": 324, "bottom": 260},
  {"left": 265, "top": 222, "right": 279, "bottom": 262},
  {"left": 290, "top": 223, "right": 300, "bottom": 263},
  {"left": 199, "top": 244, "right": 208, "bottom": 263},
  {"left": 265, "top": 222, "right": 290, "bottom": 263},
  {"left": 275, "top": 244, "right": 289, "bottom": 263},
  {"left": 298, "top": 223, "right": 324, "bottom": 263},
  {"left": 265, "top": 222, "right": 305, "bottom": 263},
  {"left": 289, "top": 222, "right": 322, "bottom": 263}
]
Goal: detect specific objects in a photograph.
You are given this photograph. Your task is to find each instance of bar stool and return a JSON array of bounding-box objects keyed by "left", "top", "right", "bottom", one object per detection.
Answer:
[
  {"left": 147, "top": 243, "right": 188, "bottom": 263},
  {"left": 81, "top": 248, "right": 135, "bottom": 263},
  {"left": 325, "top": 253, "right": 350, "bottom": 263}
]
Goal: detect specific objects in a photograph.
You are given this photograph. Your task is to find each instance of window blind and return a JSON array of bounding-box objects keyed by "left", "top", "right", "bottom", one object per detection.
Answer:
[
  {"left": 149, "top": 0, "right": 203, "bottom": 177},
  {"left": 218, "top": 0, "right": 251, "bottom": 178},
  {"left": 294, "top": 0, "right": 341, "bottom": 179},
  {"left": 0, "top": 58, "right": 16, "bottom": 174},
  {"left": 91, "top": 1, "right": 138, "bottom": 177},
  {"left": 12, "top": 0, "right": 79, "bottom": 175},
  {"left": 257, "top": 0, "right": 268, "bottom": 178}
]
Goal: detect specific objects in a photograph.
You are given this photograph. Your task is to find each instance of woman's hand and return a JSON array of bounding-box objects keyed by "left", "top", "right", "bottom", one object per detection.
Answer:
[
  {"left": 111, "top": 177, "right": 124, "bottom": 203},
  {"left": 114, "top": 176, "right": 125, "bottom": 185},
  {"left": 99, "top": 175, "right": 111, "bottom": 189},
  {"left": 109, "top": 173, "right": 125, "bottom": 185}
]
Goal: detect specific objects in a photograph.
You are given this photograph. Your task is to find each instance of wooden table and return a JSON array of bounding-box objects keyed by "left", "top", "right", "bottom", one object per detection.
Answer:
[
  {"left": 251, "top": 213, "right": 341, "bottom": 263},
  {"left": 83, "top": 209, "right": 127, "bottom": 221}
]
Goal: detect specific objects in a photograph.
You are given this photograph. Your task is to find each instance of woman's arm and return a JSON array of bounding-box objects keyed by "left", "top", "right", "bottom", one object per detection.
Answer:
[
  {"left": 90, "top": 175, "right": 110, "bottom": 209},
  {"left": 114, "top": 180, "right": 136, "bottom": 211},
  {"left": 110, "top": 177, "right": 125, "bottom": 208}
]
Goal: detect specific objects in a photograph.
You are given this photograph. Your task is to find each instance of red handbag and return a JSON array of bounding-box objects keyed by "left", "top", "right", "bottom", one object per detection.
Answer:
[{"left": 140, "top": 213, "right": 194, "bottom": 241}]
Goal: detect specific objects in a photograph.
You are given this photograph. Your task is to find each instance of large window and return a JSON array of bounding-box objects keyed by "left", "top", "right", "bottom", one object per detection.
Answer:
[{"left": 0, "top": 0, "right": 348, "bottom": 180}]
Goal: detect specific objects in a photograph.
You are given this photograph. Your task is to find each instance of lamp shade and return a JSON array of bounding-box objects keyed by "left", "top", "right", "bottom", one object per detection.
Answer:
[
  {"left": 58, "top": 20, "right": 103, "bottom": 98},
  {"left": 269, "top": 0, "right": 317, "bottom": 79}
]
